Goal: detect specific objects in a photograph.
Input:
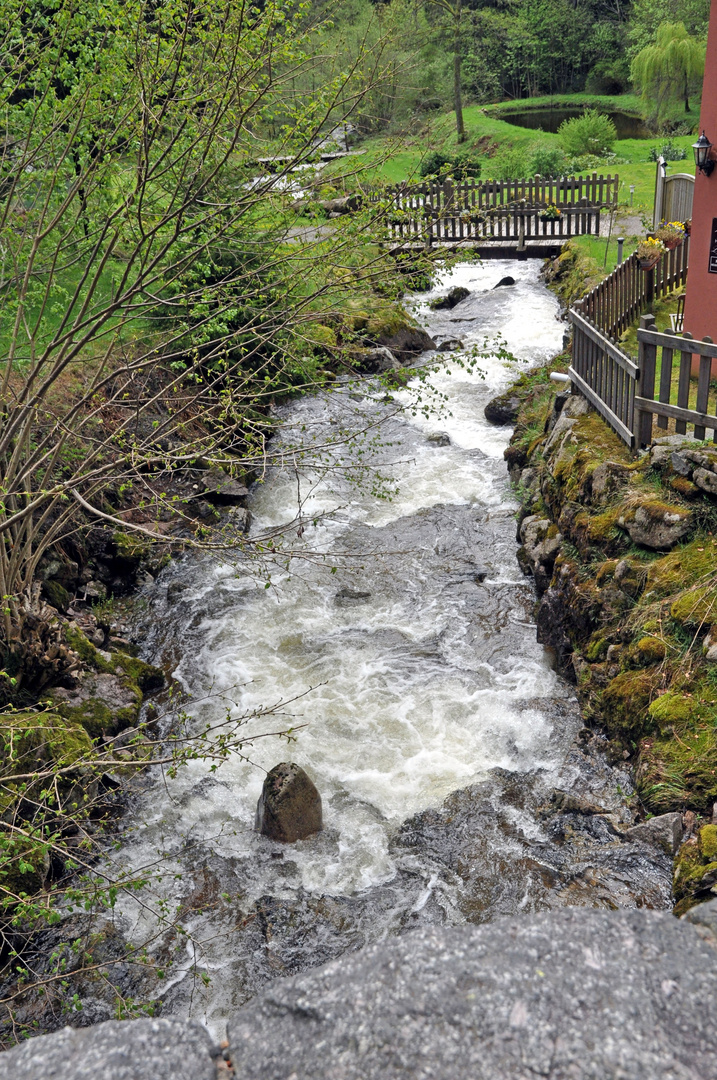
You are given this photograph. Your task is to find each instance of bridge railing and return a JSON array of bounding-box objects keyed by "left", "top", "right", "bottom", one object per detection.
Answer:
[
  {"left": 389, "top": 204, "right": 601, "bottom": 245},
  {"left": 373, "top": 172, "right": 618, "bottom": 244}
]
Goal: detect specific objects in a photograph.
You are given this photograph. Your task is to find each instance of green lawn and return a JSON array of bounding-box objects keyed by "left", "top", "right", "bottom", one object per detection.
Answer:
[{"left": 350, "top": 93, "right": 699, "bottom": 230}]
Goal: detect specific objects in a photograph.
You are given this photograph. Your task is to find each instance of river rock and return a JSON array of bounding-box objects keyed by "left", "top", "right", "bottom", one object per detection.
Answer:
[
  {"left": 626, "top": 811, "right": 684, "bottom": 856},
  {"left": 0, "top": 1018, "right": 218, "bottom": 1080},
  {"left": 255, "top": 763, "right": 322, "bottom": 843},
  {"left": 201, "top": 467, "right": 249, "bottom": 504},
  {"left": 693, "top": 466, "right": 717, "bottom": 495},
  {"left": 226, "top": 908, "right": 717, "bottom": 1080},
  {"left": 335, "top": 587, "right": 371, "bottom": 605},
  {"left": 484, "top": 391, "right": 521, "bottom": 425},
  {"left": 621, "top": 503, "right": 693, "bottom": 550},
  {"left": 492, "top": 275, "right": 515, "bottom": 288},
  {"left": 373, "top": 326, "right": 435, "bottom": 360},
  {"left": 426, "top": 431, "right": 450, "bottom": 446},
  {"left": 429, "top": 286, "right": 470, "bottom": 310},
  {"left": 437, "top": 338, "right": 463, "bottom": 352},
  {"left": 352, "top": 346, "right": 401, "bottom": 374}
]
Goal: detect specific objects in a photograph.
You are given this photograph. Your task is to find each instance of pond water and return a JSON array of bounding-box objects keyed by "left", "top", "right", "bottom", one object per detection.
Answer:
[{"left": 499, "top": 107, "right": 651, "bottom": 140}]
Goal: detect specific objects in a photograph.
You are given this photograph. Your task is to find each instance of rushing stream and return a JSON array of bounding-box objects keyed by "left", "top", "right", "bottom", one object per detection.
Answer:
[{"left": 118, "top": 260, "right": 672, "bottom": 1034}]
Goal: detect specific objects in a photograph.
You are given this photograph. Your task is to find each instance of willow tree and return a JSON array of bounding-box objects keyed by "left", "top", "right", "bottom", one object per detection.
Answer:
[{"left": 630, "top": 21, "right": 706, "bottom": 116}]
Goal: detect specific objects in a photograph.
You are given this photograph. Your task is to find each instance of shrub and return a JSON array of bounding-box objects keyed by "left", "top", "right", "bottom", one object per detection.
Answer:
[
  {"left": 451, "top": 149, "right": 482, "bottom": 180},
  {"left": 528, "top": 143, "right": 567, "bottom": 179},
  {"left": 419, "top": 151, "right": 453, "bottom": 178},
  {"left": 490, "top": 145, "right": 529, "bottom": 180},
  {"left": 647, "top": 141, "right": 687, "bottom": 162},
  {"left": 558, "top": 109, "right": 617, "bottom": 157}
]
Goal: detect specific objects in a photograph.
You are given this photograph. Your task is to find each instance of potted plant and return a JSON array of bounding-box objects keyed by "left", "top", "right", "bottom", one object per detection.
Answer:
[
  {"left": 654, "top": 220, "right": 685, "bottom": 249},
  {"left": 682, "top": 219, "right": 691, "bottom": 236},
  {"left": 636, "top": 236, "right": 666, "bottom": 269},
  {"left": 539, "top": 203, "right": 561, "bottom": 221}
]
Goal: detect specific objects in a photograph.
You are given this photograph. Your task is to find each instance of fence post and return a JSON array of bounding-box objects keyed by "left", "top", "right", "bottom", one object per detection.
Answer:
[{"left": 636, "top": 313, "right": 657, "bottom": 447}]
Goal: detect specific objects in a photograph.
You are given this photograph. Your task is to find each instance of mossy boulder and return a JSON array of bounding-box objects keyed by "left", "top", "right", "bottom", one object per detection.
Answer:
[
  {"left": 699, "top": 824, "right": 717, "bottom": 861},
  {"left": 48, "top": 628, "right": 164, "bottom": 738},
  {"left": 0, "top": 711, "right": 94, "bottom": 899},
  {"left": 619, "top": 500, "right": 693, "bottom": 551},
  {"left": 364, "top": 305, "right": 435, "bottom": 359},
  {"left": 673, "top": 836, "right": 717, "bottom": 914},
  {"left": 670, "top": 585, "right": 717, "bottom": 628},
  {"left": 0, "top": 710, "right": 92, "bottom": 772},
  {"left": 601, "top": 669, "right": 659, "bottom": 741},
  {"left": 41, "top": 579, "right": 71, "bottom": 613}
]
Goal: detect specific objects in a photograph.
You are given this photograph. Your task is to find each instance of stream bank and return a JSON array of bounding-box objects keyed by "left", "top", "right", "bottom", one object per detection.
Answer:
[{"left": 504, "top": 357, "right": 717, "bottom": 916}]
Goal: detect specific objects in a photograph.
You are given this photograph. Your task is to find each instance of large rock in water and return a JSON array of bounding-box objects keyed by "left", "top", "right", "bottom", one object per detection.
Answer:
[
  {"left": 429, "top": 285, "right": 470, "bottom": 310},
  {"left": 484, "top": 389, "right": 521, "bottom": 425},
  {"left": 255, "top": 762, "right": 322, "bottom": 843},
  {"left": 227, "top": 908, "right": 717, "bottom": 1079}
]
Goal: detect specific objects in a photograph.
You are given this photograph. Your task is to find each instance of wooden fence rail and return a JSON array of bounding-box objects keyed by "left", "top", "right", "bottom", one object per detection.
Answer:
[
  {"left": 575, "top": 241, "right": 690, "bottom": 340},
  {"left": 568, "top": 238, "right": 717, "bottom": 448},
  {"left": 568, "top": 309, "right": 638, "bottom": 446},
  {"left": 635, "top": 316, "right": 717, "bottom": 445},
  {"left": 388, "top": 205, "right": 601, "bottom": 245}
]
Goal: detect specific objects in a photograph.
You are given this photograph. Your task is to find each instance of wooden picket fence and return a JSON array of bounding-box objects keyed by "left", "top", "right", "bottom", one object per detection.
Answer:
[
  {"left": 374, "top": 173, "right": 618, "bottom": 244},
  {"left": 568, "top": 237, "right": 717, "bottom": 447},
  {"left": 635, "top": 317, "right": 717, "bottom": 445},
  {"left": 575, "top": 240, "right": 690, "bottom": 340}
]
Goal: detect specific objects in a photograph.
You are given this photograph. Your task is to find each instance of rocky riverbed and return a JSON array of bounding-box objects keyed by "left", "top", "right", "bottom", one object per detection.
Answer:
[{"left": 65, "top": 260, "right": 673, "bottom": 1037}]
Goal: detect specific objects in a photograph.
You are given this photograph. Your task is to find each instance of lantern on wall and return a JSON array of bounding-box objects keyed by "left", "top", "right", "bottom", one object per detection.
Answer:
[{"left": 692, "top": 132, "right": 715, "bottom": 176}]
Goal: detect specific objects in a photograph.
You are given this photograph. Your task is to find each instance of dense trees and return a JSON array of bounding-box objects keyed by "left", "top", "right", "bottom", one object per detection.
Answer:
[{"left": 0, "top": 0, "right": 409, "bottom": 673}]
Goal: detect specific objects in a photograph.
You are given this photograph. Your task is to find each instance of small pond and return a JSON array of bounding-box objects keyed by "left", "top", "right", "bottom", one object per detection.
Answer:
[{"left": 498, "top": 107, "right": 651, "bottom": 140}]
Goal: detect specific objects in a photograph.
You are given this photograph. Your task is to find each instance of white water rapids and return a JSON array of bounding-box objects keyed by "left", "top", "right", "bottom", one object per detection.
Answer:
[{"left": 110, "top": 260, "right": 671, "bottom": 1032}]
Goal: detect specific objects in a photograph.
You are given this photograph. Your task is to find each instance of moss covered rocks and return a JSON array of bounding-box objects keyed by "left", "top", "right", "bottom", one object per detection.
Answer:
[{"left": 500, "top": 360, "right": 717, "bottom": 914}]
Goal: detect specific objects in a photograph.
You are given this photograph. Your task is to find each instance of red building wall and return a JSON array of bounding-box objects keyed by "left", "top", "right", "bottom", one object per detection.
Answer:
[{"left": 682, "top": 0, "right": 717, "bottom": 342}]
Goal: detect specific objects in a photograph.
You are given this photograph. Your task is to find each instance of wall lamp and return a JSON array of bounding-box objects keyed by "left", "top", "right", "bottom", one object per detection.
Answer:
[{"left": 693, "top": 131, "right": 715, "bottom": 177}]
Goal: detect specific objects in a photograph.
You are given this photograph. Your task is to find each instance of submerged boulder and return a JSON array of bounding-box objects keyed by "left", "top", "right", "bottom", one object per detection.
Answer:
[
  {"left": 429, "top": 286, "right": 470, "bottom": 310},
  {"left": 484, "top": 390, "right": 521, "bottom": 425},
  {"left": 493, "top": 275, "right": 515, "bottom": 288},
  {"left": 255, "top": 763, "right": 322, "bottom": 843}
]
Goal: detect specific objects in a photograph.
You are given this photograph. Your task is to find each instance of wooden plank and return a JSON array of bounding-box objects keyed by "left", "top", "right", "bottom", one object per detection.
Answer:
[
  {"left": 694, "top": 340, "right": 714, "bottom": 440},
  {"left": 675, "top": 335, "right": 693, "bottom": 436},
  {"left": 568, "top": 310, "right": 638, "bottom": 376},
  {"left": 657, "top": 345, "right": 673, "bottom": 430},
  {"left": 636, "top": 314, "right": 657, "bottom": 447},
  {"left": 637, "top": 329, "right": 717, "bottom": 359},
  {"left": 569, "top": 367, "right": 634, "bottom": 445},
  {"left": 634, "top": 396, "right": 717, "bottom": 431}
]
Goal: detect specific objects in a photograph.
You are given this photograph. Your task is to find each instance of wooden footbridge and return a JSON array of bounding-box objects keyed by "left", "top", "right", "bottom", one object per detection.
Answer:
[{"left": 378, "top": 173, "right": 619, "bottom": 258}]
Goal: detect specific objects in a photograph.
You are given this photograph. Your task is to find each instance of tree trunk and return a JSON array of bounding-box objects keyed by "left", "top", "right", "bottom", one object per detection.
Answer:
[{"left": 453, "top": 0, "right": 465, "bottom": 143}]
